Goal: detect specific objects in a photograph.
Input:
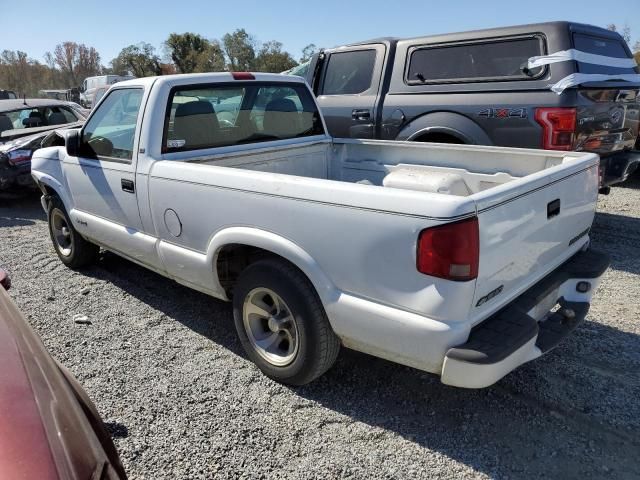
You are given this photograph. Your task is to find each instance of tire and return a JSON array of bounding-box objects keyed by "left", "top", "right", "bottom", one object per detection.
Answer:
[
  {"left": 47, "top": 196, "right": 99, "bottom": 269},
  {"left": 233, "top": 258, "right": 340, "bottom": 385}
]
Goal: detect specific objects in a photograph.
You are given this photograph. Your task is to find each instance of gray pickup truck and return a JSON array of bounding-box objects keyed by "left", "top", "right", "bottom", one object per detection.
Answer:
[{"left": 300, "top": 22, "right": 640, "bottom": 187}]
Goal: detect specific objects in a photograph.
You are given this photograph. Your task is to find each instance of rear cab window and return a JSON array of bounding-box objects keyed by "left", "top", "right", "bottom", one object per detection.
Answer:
[
  {"left": 406, "top": 36, "right": 546, "bottom": 84},
  {"left": 573, "top": 33, "right": 637, "bottom": 75},
  {"left": 163, "top": 82, "right": 325, "bottom": 153}
]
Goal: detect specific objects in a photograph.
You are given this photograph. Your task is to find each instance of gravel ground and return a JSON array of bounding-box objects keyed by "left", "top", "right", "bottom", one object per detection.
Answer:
[{"left": 1, "top": 174, "right": 639, "bottom": 480}]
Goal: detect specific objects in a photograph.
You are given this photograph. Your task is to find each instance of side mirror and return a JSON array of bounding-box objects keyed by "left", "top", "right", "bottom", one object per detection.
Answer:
[{"left": 65, "top": 129, "right": 82, "bottom": 156}]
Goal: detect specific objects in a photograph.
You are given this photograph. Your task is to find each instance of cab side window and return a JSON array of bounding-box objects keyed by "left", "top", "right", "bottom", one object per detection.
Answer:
[
  {"left": 81, "top": 88, "right": 143, "bottom": 162},
  {"left": 320, "top": 50, "right": 377, "bottom": 95}
]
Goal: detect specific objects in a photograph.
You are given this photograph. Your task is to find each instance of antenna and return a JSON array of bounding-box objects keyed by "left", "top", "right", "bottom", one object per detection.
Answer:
[{"left": 23, "top": 93, "right": 26, "bottom": 105}]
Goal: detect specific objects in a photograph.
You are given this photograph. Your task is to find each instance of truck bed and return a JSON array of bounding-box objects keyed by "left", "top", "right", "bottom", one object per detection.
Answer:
[{"left": 189, "top": 137, "right": 594, "bottom": 196}]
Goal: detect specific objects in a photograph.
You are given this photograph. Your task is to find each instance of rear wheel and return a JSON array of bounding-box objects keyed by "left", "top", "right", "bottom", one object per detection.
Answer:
[
  {"left": 47, "top": 196, "right": 99, "bottom": 269},
  {"left": 233, "top": 258, "right": 340, "bottom": 385}
]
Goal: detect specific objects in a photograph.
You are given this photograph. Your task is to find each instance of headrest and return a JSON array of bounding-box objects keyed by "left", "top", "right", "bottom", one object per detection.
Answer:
[{"left": 176, "top": 100, "right": 215, "bottom": 117}]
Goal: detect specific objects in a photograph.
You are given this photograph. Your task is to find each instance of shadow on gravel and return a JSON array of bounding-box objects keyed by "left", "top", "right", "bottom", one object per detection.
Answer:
[
  {"left": 613, "top": 170, "right": 640, "bottom": 190},
  {"left": 0, "top": 192, "right": 45, "bottom": 227},
  {"left": 80, "top": 251, "right": 640, "bottom": 479},
  {"left": 84, "top": 252, "right": 243, "bottom": 357},
  {"left": 105, "top": 421, "right": 129, "bottom": 439},
  {"left": 591, "top": 211, "right": 640, "bottom": 275},
  {"left": 292, "top": 325, "right": 640, "bottom": 479}
]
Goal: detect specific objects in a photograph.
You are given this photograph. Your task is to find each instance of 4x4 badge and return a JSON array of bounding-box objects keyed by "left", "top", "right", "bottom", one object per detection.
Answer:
[{"left": 478, "top": 108, "right": 527, "bottom": 119}]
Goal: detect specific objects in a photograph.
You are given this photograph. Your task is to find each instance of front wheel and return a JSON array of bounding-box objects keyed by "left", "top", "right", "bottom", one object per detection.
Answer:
[
  {"left": 47, "top": 197, "right": 99, "bottom": 269},
  {"left": 233, "top": 258, "right": 340, "bottom": 385}
]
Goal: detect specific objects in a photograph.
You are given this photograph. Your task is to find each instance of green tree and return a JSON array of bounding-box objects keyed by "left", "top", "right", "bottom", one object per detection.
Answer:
[
  {"left": 222, "top": 29, "right": 256, "bottom": 71},
  {"left": 165, "top": 32, "right": 212, "bottom": 73},
  {"left": 111, "top": 42, "right": 161, "bottom": 77},
  {"left": 193, "top": 40, "right": 226, "bottom": 73},
  {"left": 300, "top": 43, "right": 318, "bottom": 63},
  {"left": 0, "top": 50, "right": 66, "bottom": 96},
  {"left": 254, "top": 41, "right": 297, "bottom": 73},
  {"left": 50, "top": 41, "right": 101, "bottom": 87}
]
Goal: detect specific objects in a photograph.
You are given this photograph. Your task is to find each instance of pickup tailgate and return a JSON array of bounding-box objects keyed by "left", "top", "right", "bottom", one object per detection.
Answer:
[
  {"left": 575, "top": 86, "right": 640, "bottom": 154},
  {"left": 470, "top": 153, "right": 600, "bottom": 323},
  {"left": 572, "top": 32, "right": 640, "bottom": 155}
]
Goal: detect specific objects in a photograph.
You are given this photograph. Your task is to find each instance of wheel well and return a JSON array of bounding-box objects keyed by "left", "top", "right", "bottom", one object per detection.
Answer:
[
  {"left": 216, "top": 244, "right": 287, "bottom": 298},
  {"left": 42, "top": 185, "right": 56, "bottom": 196},
  {"left": 412, "top": 132, "right": 465, "bottom": 144}
]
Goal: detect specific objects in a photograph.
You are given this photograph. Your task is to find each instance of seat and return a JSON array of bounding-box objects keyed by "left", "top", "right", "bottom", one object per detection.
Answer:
[
  {"left": 173, "top": 101, "right": 220, "bottom": 149},
  {"left": 47, "top": 112, "right": 68, "bottom": 125},
  {"left": 0, "top": 114, "right": 12, "bottom": 134},
  {"left": 263, "top": 98, "right": 301, "bottom": 138},
  {"left": 23, "top": 111, "right": 44, "bottom": 127}
]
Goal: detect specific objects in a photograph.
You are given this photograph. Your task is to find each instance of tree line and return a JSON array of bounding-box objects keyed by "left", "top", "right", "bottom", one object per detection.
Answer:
[
  {"left": 2, "top": 24, "right": 638, "bottom": 98},
  {"left": 0, "top": 29, "right": 318, "bottom": 97}
]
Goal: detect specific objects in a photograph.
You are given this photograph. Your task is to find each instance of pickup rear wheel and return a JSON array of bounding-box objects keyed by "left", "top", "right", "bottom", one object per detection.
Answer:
[
  {"left": 47, "top": 197, "right": 99, "bottom": 269},
  {"left": 233, "top": 258, "right": 340, "bottom": 385}
]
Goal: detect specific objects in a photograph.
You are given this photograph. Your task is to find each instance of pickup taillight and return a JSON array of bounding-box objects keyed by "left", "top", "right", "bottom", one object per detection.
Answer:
[
  {"left": 417, "top": 217, "right": 479, "bottom": 281},
  {"left": 535, "top": 107, "right": 577, "bottom": 151},
  {"left": 7, "top": 150, "right": 33, "bottom": 166}
]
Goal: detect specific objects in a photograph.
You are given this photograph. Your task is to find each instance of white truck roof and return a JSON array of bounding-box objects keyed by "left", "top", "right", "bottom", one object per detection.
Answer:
[{"left": 115, "top": 72, "right": 306, "bottom": 89}]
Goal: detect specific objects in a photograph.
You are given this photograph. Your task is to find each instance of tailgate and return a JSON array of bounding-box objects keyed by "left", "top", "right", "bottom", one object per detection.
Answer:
[
  {"left": 571, "top": 32, "right": 640, "bottom": 154},
  {"left": 575, "top": 86, "right": 640, "bottom": 154},
  {"left": 470, "top": 154, "right": 599, "bottom": 323}
]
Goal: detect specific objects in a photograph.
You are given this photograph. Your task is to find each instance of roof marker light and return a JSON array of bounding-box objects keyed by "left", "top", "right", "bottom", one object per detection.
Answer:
[{"left": 231, "top": 72, "right": 255, "bottom": 80}]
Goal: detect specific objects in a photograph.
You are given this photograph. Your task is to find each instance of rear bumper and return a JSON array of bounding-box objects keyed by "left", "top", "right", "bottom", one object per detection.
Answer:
[
  {"left": 0, "top": 163, "right": 34, "bottom": 191},
  {"left": 600, "top": 150, "right": 640, "bottom": 186},
  {"left": 441, "top": 248, "right": 609, "bottom": 388}
]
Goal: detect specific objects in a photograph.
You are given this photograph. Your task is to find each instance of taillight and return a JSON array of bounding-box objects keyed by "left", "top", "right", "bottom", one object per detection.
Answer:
[
  {"left": 598, "top": 163, "right": 604, "bottom": 187},
  {"left": 417, "top": 217, "right": 479, "bottom": 281},
  {"left": 231, "top": 72, "right": 255, "bottom": 80},
  {"left": 7, "top": 149, "right": 33, "bottom": 166},
  {"left": 535, "top": 107, "right": 576, "bottom": 151}
]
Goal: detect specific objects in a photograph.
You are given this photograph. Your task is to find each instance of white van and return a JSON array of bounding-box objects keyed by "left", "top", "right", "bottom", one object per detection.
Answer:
[{"left": 80, "top": 75, "right": 135, "bottom": 108}]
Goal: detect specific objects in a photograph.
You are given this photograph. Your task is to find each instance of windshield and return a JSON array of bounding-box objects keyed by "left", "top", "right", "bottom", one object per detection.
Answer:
[
  {"left": 284, "top": 61, "right": 311, "bottom": 77},
  {"left": 0, "top": 105, "right": 81, "bottom": 136}
]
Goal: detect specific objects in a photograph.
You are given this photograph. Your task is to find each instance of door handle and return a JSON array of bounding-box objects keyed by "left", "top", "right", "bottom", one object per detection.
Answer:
[
  {"left": 121, "top": 178, "right": 135, "bottom": 193},
  {"left": 352, "top": 109, "right": 371, "bottom": 121},
  {"left": 547, "top": 199, "right": 560, "bottom": 219}
]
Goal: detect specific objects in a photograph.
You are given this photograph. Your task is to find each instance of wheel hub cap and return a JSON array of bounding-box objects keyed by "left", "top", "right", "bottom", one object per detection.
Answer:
[
  {"left": 51, "top": 210, "right": 73, "bottom": 257},
  {"left": 243, "top": 287, "right": 299, "bottom": 367}
]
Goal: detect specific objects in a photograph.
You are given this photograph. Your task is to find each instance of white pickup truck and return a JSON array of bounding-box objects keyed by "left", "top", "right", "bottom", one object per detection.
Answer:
[{"left": 31, "top": 73, "right": 609, "bottom": 388}]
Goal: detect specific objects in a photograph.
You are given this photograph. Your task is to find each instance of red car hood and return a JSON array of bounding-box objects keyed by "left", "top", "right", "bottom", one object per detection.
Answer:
[
  {"left": 0, "top": 286, "right": 126, "bottom": 479},
  {"left": 0, "top": 309, "right": 58, "bottom": 479}
]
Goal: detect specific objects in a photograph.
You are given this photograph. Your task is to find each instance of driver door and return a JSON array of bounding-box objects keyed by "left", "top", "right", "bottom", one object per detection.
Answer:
[{"left": 62, "top": 87, "right": 150, "bottom": 264}]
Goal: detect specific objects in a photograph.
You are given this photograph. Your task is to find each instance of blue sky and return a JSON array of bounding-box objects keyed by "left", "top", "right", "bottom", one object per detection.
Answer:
[{"left": 2, "top": 0, "right": 638, "bottom": 64}]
